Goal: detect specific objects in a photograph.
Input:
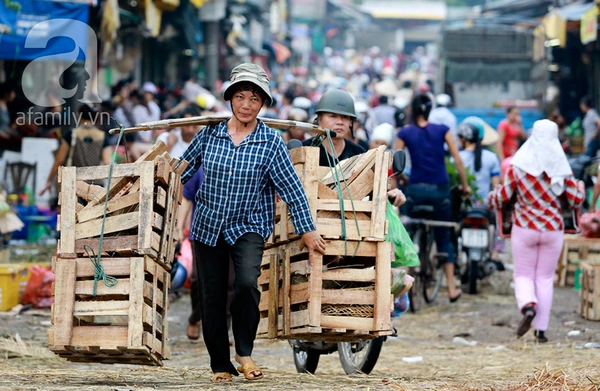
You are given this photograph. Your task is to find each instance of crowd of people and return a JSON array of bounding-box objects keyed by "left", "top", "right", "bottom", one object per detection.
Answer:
[{"left": 0, "top": 46, "right": 592, "bottom": 383}]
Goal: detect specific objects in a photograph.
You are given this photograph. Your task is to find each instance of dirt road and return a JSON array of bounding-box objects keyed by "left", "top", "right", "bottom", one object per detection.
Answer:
[{"left": 1, "top": 271, "right": 599, "bottom": 390}]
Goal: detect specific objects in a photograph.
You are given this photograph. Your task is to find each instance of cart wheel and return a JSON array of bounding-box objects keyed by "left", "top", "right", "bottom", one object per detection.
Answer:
[
  {"left": 293, "top": 346, "right": 320, "bottom": 374},
  {"left": 337, "top": 337, "right": 384, "bottom": 375}
]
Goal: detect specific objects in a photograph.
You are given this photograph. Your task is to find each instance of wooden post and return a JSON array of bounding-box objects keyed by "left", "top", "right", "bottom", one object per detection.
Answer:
[
  {"left": 137, "top": 161, "right": 155, "bottom": 253},
  {"left": 282, "top": 246, "right": 292, "bottom": 335},
  {"left": 59, "top": 167, "right": 77, "bottom": 257},
  {"left": 163, "top": 172, "right": 176, "bottom": 265},
  {"left": 161, "top": 267, "right": 170, "bottom": 359},
  {"left": 151, "top": 261, "right": 160, "bottom": 353},
  {"left": 370, "top": 149, "right": 390, "bottom": 239},
  {"left": 373, "top": 241, "right": 392, "bottom": 331},
  {"left": 159, "top": 171, "right": 176, "bottom": 266},
  {"left": 304, "top": 148, "right": 320, "bottom": 224},
  {"left": 128, "top": 257, "right": 145, "bottom": 347},
  {"left": 267, "top": 252, "right": 280, "bottom": 338},
  {"left": 307, "top": 248, "right": 322, "bottom": 328},
  {"left": 52, "top": 260, "right": 77, "bottom": 346},
  {"left": 558, "top": 243, "right": 569, "bottom": 287}
]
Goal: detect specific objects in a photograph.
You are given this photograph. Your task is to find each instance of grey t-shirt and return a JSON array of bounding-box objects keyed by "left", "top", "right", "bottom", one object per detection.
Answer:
[
  {"left": 459, "top": 149, "right": 501, "bottom": 203},
  {"left": 373, "top": 104, "right": 397, "bottom": 127},
  {"left": 583, "top": 108, "right": 599, "bottom": 149}
]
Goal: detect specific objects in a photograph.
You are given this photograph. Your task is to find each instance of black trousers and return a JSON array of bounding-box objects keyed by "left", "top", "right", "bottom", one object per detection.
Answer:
[
  {"left": 192, "top": 233, "right": 264, "bottom": 374},
  {"left": 188, "top": 252, "right": 234, "bottom": 329}
]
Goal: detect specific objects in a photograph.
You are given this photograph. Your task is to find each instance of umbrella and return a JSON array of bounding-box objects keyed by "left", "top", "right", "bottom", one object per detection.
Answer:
[{"left": 374, "top": 79, "right": 398, "bottom": 97}]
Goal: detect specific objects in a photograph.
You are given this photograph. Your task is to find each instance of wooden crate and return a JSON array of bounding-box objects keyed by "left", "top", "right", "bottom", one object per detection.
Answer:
[
  {"left": 556, "top": 235, "right": 600, "bottom": 287},
  {"left": 266, "top": 146, "right": 391, "bottom": 248},
  {"left": 579, "top": 262, "right": 600, "bottom": 321},
  {"left": 56, "top": 142, "right": 186, "bottom": 270},
  {"left": 257, "top": 239, "right": 393, "bottom": 341},
  {"left": 48, "top": 255, "right": 170, "bottom": 365}
]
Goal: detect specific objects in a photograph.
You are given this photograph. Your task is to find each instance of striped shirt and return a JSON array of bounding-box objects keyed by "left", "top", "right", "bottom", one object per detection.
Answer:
[
  {"left": 180, "top": 119, "right": 316, "bottom": 246},
  {"left": 488, "top": 165, "right": 584, "bottom": 232}
]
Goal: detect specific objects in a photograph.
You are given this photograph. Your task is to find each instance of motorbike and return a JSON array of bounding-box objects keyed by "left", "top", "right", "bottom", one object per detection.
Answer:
[
  {"left": 456, "top": 206, "right": 501, "bottom": 295},
  {"left": 289, "top": 149, "right": 407, "bottom": 375}
]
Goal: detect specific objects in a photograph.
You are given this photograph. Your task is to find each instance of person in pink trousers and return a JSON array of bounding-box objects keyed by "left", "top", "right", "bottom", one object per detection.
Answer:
[{"left": 489, "top": 119, "right": 585, "bottom": 342}]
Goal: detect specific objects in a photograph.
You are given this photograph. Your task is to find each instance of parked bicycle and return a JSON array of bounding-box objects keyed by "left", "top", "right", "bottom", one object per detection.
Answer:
[{"left": 404, "top": 207, "right": 459, "bottom": 311}]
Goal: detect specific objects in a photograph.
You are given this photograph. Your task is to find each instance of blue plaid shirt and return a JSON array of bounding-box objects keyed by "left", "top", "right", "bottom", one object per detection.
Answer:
[{"left": 180, "top": 119, "right": 316, "bottom": 246}]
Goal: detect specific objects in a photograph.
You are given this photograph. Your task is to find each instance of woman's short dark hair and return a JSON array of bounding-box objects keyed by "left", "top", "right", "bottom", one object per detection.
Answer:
[
  {"left": 506, "top": 105, "right": 518, "bottom": 114},
  {"left": 410, "top": 94, "right": 432, "bottom": 123},
  {"left": 232, "top": 82, "right": 268, "bottom": 104},
  {"left": 182, "top": 104, "right": 202, "bottom": 117}
]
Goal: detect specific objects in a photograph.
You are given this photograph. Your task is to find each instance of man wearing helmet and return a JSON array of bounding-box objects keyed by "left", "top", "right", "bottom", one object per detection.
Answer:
[
  {"left": 303, "top": 89, "right": 406, "bottom": 207},
  {"left": 302, "top": 89, "right": 366, "bottom": 165}
]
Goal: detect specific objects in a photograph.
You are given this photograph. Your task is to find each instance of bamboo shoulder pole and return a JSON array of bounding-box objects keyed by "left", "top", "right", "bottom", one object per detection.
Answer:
[{"left": 109, "top": 115, "right": 337, "bottom": 137}]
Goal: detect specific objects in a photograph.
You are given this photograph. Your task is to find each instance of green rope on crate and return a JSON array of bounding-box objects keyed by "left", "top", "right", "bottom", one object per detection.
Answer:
[
  {"left": 83, "top": 122, "right": 127, "bottom": 296},
  {"left": 83, "top": 245, "right": 117, "bottom": 296},
  {"left": 110, "top": 115, "right": 130, "bottom": 163},
  {"left": 323, "top": 129, "right": 361, "bottom": 257}
]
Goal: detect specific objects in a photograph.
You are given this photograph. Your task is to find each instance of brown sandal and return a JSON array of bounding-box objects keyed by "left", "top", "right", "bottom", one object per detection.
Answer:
[
  {"left": 210, "top": 372, "right": 233, "bottom": 383},
  {"left": 237, "top": 363, "right": 264, "bottom": 380}
]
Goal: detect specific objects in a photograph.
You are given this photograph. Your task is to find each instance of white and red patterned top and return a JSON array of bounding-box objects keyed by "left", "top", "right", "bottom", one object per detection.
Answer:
[{"left": 489, "top": 165, "right": 584, "bottom": 232}]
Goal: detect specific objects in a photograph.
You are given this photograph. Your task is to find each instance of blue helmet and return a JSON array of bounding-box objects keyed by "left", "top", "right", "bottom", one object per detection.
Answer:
[{"left": 457, "top": 116, "right": 485, "bottom": 142}]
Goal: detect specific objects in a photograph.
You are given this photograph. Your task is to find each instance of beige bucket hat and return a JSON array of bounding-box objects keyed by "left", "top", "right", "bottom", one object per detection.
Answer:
[{"left": 222, "top": 63, "right": 273, "bottom": 106}]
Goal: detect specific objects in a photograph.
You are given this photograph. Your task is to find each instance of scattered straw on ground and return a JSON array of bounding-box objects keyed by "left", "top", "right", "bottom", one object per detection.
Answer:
[
  {"left": 502, "top": 365, "right": 600, "bottom": 391},
  {"left": 0, "top": 284, "right": 598, "bottom": 390},
  {"left": 0, "top": 334, "right": 56, "bottom": 360}
]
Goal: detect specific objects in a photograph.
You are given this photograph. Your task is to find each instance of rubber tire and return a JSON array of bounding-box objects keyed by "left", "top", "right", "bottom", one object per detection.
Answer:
[
  {"left": 408, "top": 229, "right": 425, "bottom": 312},
  {"left": 422, "top": 231, "right": 442, "bottom": 304},
  {"left": 293, "top": 346, "right": 321, "bottom": 374},
  {"left": 467, "top": 258, "right": 478, "bottom": 295},
  {"left": 408, "top": 265, "right": 423, "bottom": 312},
  {"left": 424, "top": 266, "right": 444, "bottom": 303},
  {"left": 337, "top": 337, "right": 384, "bottom": 375}
]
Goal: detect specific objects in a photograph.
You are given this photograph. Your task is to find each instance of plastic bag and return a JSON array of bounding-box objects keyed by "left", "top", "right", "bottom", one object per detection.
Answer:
[
  {"left": 21, "top": 266, "right": 55, "bottom": 308},
  {"left": 392, "top": 292, "right": 410, "bottom": 318},
  {"left": 385, "top": 201, "right": 419, "bottom": 267}
]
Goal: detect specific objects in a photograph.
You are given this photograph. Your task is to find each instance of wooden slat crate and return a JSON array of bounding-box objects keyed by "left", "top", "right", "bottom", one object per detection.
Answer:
[
  {"left": 556, "top": 235, "right": 600, "bottom": 287},
  {"left": 257, "top": 239, "right": 393, "bottom": 341},
  {"left": 266, "top": 146, "right": 391, "bottom": 248},
  {"left": 579, "top": 261, "right": 600, "bottom": 321},
  {"left": 56, "top": 142, "right": 186, "bottom": 270},
  {"left": 48, "top": 255, "right": 170, "bottom": 365}
]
